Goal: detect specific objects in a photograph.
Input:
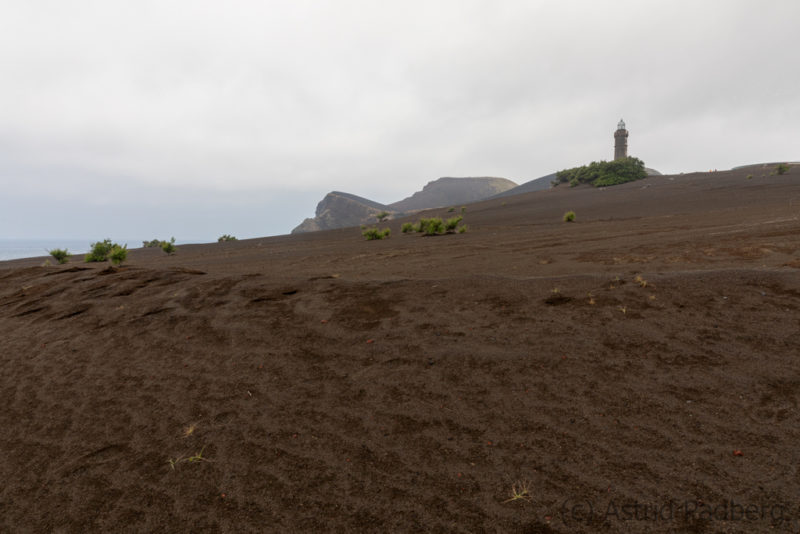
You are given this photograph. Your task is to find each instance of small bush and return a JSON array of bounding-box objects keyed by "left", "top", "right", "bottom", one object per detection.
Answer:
[
  {"left": 85, "top": 239, "right": 114, "bottom": 262},
  {"left": 563, "top": 211, "right": 576, "bottom": 222},
  {"left": 362, "top": 227, "right": 391, "bottom": 240},
  {"left": 143, "top": 239, "right": 161, "bottom": 248},
  {"left": 401, "top": 222, "right": 415, "bottom": 233},
  {"left": 458, "top": 225, "right": 468, "bottom": 234},
  {"left": 109, "top": 244, "right": 128, "bottom": 266},
  {"left": 746, "top": 174, "right": 753, "bottom": 180},
  {"left": 461, "top": 206, "right": 466, "bottom": 213},
  {"left": 376, "top": 211, "right": 389, "bottom": 222},
  {"left": 161, "top": 237, "right": 176, "bottom": 255},
  {"left": 776, "top": 163, "right": 790, "bottom": 175},
  {"left": 444, "top": 215, "right": 463, "bottom": 232},
  {"left": 412, "top": 216, "right": 467, "bottom": 235},
  {"left": 447, "top": 207, "right": 455, "bottom": 212},
  {"left": 49, "top": 248, "right": 70, "bottom": 264},
  {"left": 218, "top": 235, "right": 237, "bottom": 242},
  {"left": 419, "top": 218, "right": 445, "bottom": 235}
]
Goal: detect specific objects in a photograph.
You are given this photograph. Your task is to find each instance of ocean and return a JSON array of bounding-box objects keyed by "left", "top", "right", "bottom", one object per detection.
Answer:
[
  {"left": 0, "top": 239, "right": 94, "bottom": 262},
  {"left": 0, "top": 238, "right": 207, "bottom": 262}
]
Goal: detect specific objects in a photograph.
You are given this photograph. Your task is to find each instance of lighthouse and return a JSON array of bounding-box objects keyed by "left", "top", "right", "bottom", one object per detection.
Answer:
[{"left": 614, "top": 119, "right": 628, "bottom": 160}]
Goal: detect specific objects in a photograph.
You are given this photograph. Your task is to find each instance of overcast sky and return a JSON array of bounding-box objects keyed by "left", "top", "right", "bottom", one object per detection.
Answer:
[{"left": 1, "top": 1, "right": 798, "bottom": 241}]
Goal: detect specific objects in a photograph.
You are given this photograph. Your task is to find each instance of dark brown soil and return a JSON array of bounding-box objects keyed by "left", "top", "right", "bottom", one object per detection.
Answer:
[{"left": 2, "top": 168, "right": 800, "bottom": 533}]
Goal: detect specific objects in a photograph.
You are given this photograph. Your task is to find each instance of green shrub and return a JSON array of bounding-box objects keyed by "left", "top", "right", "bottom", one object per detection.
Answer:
[
  {"left": 563, "top": 211, "right": 576, "bottom": 222},
  {"left": 109, "top": 244, "right": 128, "bottom": 266},
  {"left": 776, "top": 163, "right": 790, "bottom": 175},
  {"left": 142, "top": 239, "right": 161, "bottom": 248},
  {"left": 218, "top": 234, "right": 237, "bottom": 242},
  {"left": 85, "top": 239, "right": 114, "bottom": 262},
  {"left": 746, "top": 174, "right": 753, "bottom": 180},
  {"left": 413, "top": 216, "right": 467, "bottom": 235},
  {"left": 161, "top": 237, "right": 176, "bottom": 255},
  {"left": 401, "top": 222, "right": 415, "bottom": 233},
  {"left": 419, "top": 217, "right": 445, "bottom": 235},
  {"left": 447, "top": 207, "right": 455, "bottom": 212},
  {"left": 461, "top": 206, "right": 466, "bottom": 213},
  {"left": 458, "top": 225, "right": 468, "bottom": 234},
  {"left": 49, "top": 248, "right": 70, "bottom": 264},
  {"left": 362, "top": 227, "right": 391, "bottom": 240},
  {"left": 555, "top": 157, "right": 647, "bottom": 188},
  {"left": 444, "top": 215, "right": 463, "bottom": 232},
  {"left": 376, "top": 211, "right": 389, "bottom": 222}
]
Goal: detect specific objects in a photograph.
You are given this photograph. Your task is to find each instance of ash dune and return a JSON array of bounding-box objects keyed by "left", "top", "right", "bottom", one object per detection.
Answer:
[{"left": 2, "top": 166, "right": 800, "bottom": 532}]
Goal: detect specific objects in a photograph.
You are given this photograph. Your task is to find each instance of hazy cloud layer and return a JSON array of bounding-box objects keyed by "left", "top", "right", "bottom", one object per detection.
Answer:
[{"left": 1, "top": 1, "right": 798, "bottom": 239}]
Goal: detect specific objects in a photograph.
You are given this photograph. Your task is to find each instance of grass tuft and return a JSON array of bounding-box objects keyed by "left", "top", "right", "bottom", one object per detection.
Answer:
[
  {"left": 169, "top": 446, "right": 211, "bottom": 469},
  {"left": 503, "top": 481, "right": 532, "bottom": 503}
]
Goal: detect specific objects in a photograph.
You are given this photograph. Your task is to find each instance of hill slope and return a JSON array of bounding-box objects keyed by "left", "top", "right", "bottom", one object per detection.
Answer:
[
  {"left": 387, "top": 176, "right": 517, "bottom": 212},
  {"left": 2, "top": 166, "right": 800, "bottom": 532},
  {"left": 489, "top": 172, "right": 555, "bottom": 199}
]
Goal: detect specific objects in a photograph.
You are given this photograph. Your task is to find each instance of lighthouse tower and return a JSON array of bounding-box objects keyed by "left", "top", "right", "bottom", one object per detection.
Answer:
[{"left": 614, "top": 119, "right": 628, "bottom": 160}]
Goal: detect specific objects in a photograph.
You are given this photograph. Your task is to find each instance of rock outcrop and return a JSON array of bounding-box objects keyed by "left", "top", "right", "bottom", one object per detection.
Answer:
[{"left": 292, "top": 192, "right": 390, "bottom": 234}]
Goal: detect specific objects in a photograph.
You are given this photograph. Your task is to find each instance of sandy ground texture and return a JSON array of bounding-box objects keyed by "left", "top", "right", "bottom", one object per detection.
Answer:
[{"left": 1, "top": 167, "right": 800, "bottom": 533}]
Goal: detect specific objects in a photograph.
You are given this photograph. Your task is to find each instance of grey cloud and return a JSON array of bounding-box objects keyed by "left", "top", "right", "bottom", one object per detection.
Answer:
[{"left": 1, "top": 1, "right": 798, "bottom": 239}]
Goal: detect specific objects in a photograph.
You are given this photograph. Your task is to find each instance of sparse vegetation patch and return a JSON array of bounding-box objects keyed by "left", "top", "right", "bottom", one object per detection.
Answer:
[
  {"left": 443, "top": 215, "right": 463, "bottom": 232},
  {"left": 161, "top": 237, "right": 176, "bottom": 255},
  {"left": 49, "top": 248, "right": 70, "bottom": 265},
  {"left": 362, "top": 227, "right": 391, "bottom": 240},
  {"left": 85, "top": 239, "right": 116, "bottom": 263},
  {"left": 411, "top": 216, "right": 467, "bottom": 236},
  {"left": 553, "top": 157, "right": 647, "bottom": 188},
  {"left": 218, "top": 235, "right": 237, "bottom": 242},
  {"left": 420, "top": 218, "right": 444, "bottom": 235},
  {"left": 109, "top": 244, "right": 128, "bottom": 266},
  {"left": 144, "top": 237, "right": 177, "bottom": 254},
  {"left": 563, "top": 211, "right": 576, "bottom": 222}
]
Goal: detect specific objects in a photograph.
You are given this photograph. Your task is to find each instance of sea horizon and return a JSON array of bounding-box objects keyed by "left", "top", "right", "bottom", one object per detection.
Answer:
[
  {"left": 0, "top": 238, "right": 97, "bottom": 262},
  {"left": 0, "top": 237, "right": 204, "bottom": 262}
]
